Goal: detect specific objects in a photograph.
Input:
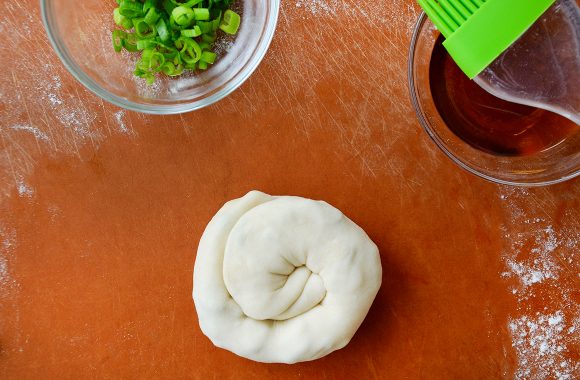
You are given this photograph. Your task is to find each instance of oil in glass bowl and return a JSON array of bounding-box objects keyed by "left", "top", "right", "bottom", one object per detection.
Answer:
[{"left": 429, "top": 36, "right": 579, "bottom": 157}]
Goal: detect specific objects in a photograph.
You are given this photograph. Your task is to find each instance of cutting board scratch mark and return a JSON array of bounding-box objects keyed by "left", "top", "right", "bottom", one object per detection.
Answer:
[
  {"left": 99, "top": 98, "right": 114, "bottom": 136},
  {"left": 0, "top": 131, "right": 19, "bottom": 186},
  {"left": 10, "top": 71, "right": 41, "bottom": 154}
]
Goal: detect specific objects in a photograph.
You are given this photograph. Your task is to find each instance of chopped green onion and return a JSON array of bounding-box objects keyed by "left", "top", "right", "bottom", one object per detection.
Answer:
[
  {"left": 200, "top": 51, "right": 216, "bottom": 64},
  {"left": 161, "top": 61, "right": 184, "bottom": 76},
  {"left": 112, "top": 30, "right": 126, "bottom": 52},
  {"left": 193, "top": 8, "right": 210, "bottom": 21},
  {"left": 140, "top": 48, "right": 154, "bottom": 64},
  {"left": 163, "top": 51, "right": 180, "bottom": 63},
  {"left": 144, "top": 74, "right": 155, "bottom": 85},
  {"left": 133, "top": 18, "right": 156, "bottom": 38},
  {"left": 196, "top": 20, "right": 213, "bottom": 34},
  {"left": 184, "top": 0, "right": 204, "bottom": 7},
  {"left": 149, "top": 52, "right": 166, "bottom": 72},
  {"left": 144, "top": 7, "right": 161, "bottom": 26},
  {"left": 111, "top": 0, "right": 241, "bottom": 84},
  {"left": 113, "top": 8, "right": 133, "bottom": 29},
  {"left": 173, "top": 64, "right": 185, "bottom": 76},
  {"left": 172, "top": 6, "right": 195, "bottom": 26},
  {"left": 173, "top": 38, "right": 184, "bottom": 51},
  {"left": 162, "top": 0, "right": 176, "bottom": 14},
  {"left": 198, "top": 41, "right": 211, "bottom": 50},
  {"left": 168, "top": 15, "right": 179, "bottom": 30},
  {"left": 202, "top": 32, "right": 217, "bottom": 44},
  {"left": 156, "top": 18, "right": 170, "bottom": 42},
  {"left": 122, "top": 33, "right": 139, "bottom": 52},
  {"left": 136, "top": 39, "right": 158, "bottom": 50},
  {"left": 211, "top": 13, "right": 222, "bottom": 31},
  {"left": 143, "top": 0, "right": 156, "bottom": 13},
  {"left": 219, "top": 10, "right": 240, "bottom": 35},
  {"left": 161, "top": 61, "right": 176, "bottom": 75},
  {"left": 179, "top": 38, "right": 202, "bottom": 64},
  {"left": 119, "top": 0, "right": 143, "bottom": 18},
  {"left": 181, "top": 26, "right": 202, "bottom": 37}
]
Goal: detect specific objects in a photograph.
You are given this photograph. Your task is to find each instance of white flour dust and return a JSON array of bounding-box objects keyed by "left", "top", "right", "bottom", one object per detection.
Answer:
[
  {"left": 0, "top": 0, "right": 139, "bottom": 200},
  {"left": 16, "top": 177, "right": 34, "bottom": 198},
  {"left": 509, "top": 312, "right": 578, "bottom": 380},
  {"left": 290, "top": 0, "right": 419, "bottom": 30},
  {"left": 0, "top": 221, "right": 22, "bottom": 354},
  {"left": 0, "top": 222, "right": 17, "bottom": 292},
  {"left": 499, "top": 187, "right": 579, "bottom": 380},
  {"left": 114, "top": 110, "right": 129, "bottom": 134},
  {"left": 0, "top": 248, "right": 9, "bottom": 286},
  {"left": 502, "top": 224, "right": 562, "bottom": 292},
  {"left": 10, "top": 124, "right": 50, "bottom": 143},
  {"left": 0, "top": 62, "right": 101, "bottom": 198},
  {"left": 295, "top": 0, "right": 337, "bottom": 15},
  {"left": 0, "top": 4, "right": 101, "bottom": 197},
  {"left": 114, "top": 110, "right": 139, "bottom": 137}
]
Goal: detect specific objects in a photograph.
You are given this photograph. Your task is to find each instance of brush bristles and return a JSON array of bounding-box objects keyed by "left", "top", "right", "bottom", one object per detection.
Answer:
[{"left": 419, "top": 0, "right": 485, "bottom": 37}]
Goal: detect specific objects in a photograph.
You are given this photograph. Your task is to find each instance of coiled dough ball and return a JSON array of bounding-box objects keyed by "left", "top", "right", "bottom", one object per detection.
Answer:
[{"left": 193, "top": 191, "right": 382, "bottom": 363}]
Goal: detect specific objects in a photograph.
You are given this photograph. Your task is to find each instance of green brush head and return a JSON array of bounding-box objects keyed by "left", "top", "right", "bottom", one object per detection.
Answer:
[{"left": 418, "top": 0, "right": 556, "bottom": 78}]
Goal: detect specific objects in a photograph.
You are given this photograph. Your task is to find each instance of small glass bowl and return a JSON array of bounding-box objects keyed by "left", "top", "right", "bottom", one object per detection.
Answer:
[
  {"left": 41, "top": 0, "right": 279, "bottom": 114},
  {"left": 408, "top": 13, "right": 580, "bottom": 186}
]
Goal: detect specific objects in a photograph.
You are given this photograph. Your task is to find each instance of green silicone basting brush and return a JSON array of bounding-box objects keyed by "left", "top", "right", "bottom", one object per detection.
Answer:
[{"left": 417, "top": 0, "right": 580, "bottom": 124}]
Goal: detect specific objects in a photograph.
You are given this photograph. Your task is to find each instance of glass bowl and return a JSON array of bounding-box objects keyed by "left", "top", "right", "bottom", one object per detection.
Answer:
[
  {"left": 408, "top": 13, "right": 580, "bottom": 186},
  {"left": 41, "top": 0, "right": 279, "bottom": 114}
]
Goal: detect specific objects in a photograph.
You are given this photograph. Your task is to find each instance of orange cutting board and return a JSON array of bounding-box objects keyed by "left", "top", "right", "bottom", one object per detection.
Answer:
[{"left": 0, "top": 0, "right": 578, "bottom": 378}]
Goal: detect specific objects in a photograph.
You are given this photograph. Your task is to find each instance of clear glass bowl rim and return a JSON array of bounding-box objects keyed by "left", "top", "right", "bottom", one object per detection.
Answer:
[
  {"left": 407, "top": 12, "right": 580, "bottom": 187},
  {"left": 40, "top": 0, "right": 280, "bottom": 115}
]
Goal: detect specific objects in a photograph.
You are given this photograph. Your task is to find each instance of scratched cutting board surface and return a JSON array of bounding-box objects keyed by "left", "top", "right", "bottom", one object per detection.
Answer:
[{"left": 0, "top": 0, "right": 579, "bottom": 379}]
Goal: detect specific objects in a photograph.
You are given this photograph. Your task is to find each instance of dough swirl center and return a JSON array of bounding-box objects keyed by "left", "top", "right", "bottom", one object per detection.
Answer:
[{"left": 223, "top": 202, "right": 328, "bottom": 320}]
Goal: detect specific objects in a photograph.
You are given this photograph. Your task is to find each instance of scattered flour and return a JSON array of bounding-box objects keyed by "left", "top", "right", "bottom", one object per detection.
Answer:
[
  {"left": 509, "top": 312, "right": 578, "bottom": 380},
  {"left": 0, "top": 2, "right": 110, "bottom": 198},
  {"left": 0, "top": 222, "right": 16, "bottom": 290},
  {"left": 295, "top": 0, "right": 337, "bottom": 16},
  {"left": 502, "top": 225, "right": 561, "bottom": 290},
  {"left": 290, "top": 0, "right": 419, "bottom": 31},
  {"left": 0, "top": 248, "right": 8, "bottom": 287},
  {"left": 114, "top": 110, "right": 129, "bottom": 134},
  {"left": 10, "top": 124, "right": 50, "bottom": 143},
  {"left": 499, "top": 187, "right": 579, "bottom": 379},
  {"left": 0, "top": 254, "right": 7, "bottom": 286},
  {"left": 43, "top": 75, "right": 64, "bottom": 106},
  {"left": 16, "top": 178, "right": 34, "bottom": 198},
  {"left": 47, "top": 204, "right": 63, "bottom": 223},
  {"left": 0, "top": 221, "right": 22, "bottom": 353},
  {"left": 56, "top": 105, "right": 100, "bottom": 141}
]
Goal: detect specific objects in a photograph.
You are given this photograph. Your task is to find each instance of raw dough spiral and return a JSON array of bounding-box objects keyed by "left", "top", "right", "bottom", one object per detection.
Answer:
[{"left": 193, "top": 191, "right": 382, "bottom": 363}]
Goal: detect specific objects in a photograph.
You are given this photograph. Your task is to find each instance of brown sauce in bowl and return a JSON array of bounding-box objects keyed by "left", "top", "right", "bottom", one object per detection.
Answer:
[{"left": 429, "top": 36, "right": 579, "bottom": 156}]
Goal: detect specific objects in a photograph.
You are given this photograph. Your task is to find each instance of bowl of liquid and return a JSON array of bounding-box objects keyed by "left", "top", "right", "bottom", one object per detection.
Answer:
[
  {"left": 41, "top": 0, "right": 279, "bottom": 114},
  {"left": 408, "top": 13, "right": 580, "bottom": 186}
]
